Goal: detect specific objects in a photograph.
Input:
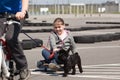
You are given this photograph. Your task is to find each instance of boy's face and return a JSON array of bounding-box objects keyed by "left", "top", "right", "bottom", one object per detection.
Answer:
[{"left": 54, "top": 21, "right": 65, "bottom": 35}]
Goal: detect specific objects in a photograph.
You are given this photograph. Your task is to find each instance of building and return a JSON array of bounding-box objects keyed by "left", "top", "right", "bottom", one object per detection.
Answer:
[{"left": 28, "top": 1, "right": 120, "bottom": 15}]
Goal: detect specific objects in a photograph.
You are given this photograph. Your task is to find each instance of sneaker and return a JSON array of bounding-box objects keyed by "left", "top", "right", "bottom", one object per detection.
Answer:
[
  {"left": 37, "top": 60, "right": 45, "bottom": 68},
  {"left": 19, "top": 69, "right": 31, "bottom": 80},
  {"left": 48, "top": 63, "right": 60, "bottom": 71}
]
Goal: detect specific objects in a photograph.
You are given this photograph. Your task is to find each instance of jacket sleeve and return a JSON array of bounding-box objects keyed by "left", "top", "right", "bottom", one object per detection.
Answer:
[
  {"left": 68, "top": 31, "right": 77, "bottom": 54},
  {"left": 49, "top": 32, "right": 57, "bottom": 51}
]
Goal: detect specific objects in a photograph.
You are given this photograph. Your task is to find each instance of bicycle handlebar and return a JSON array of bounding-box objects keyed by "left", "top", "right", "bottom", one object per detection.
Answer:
[
  {"left": 7, "top": 14, "right": 16, "bottom": 19},
  {"left": 4, "top": 14, "right": 21, "bottom": 25},
  {"left": 7, "top": 11, "right": 29, "bottom": 19}
]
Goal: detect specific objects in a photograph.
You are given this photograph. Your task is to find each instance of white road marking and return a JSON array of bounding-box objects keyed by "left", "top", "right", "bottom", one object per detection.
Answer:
[
  {"left": 30, "top": 63, "right": 120, "bottom": 79},
  {"left": 69, "top": 75, "right": 120, "bottom": 80},
  {"left": 83, "top": 63, "right": 120, "bottom": 68}
]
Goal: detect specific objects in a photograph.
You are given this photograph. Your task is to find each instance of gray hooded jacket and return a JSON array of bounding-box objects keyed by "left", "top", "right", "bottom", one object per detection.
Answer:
[{"left": 49, "top": 30, "right": 77, "bottom": 54}]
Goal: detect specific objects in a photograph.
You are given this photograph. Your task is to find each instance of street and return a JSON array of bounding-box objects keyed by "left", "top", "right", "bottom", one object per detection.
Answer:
[
  {"left": 20, "top": 32, "right": 120, "bottom": 80},
  {"left": 17, "top": 15, "right": 120, "bottom": 80}
]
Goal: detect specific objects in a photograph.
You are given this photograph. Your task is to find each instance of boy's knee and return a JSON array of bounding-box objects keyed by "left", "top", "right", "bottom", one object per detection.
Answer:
[{"left": 42, "top": 49, "right": 50, "bottom": 54}]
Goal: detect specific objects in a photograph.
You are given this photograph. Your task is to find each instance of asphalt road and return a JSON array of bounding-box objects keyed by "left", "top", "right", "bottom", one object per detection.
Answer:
[
  {"left": 6, "top": 14, "right": 120, "bottom": 80},
  {"left": 18, "top": 32, "right": 120, "bottom": 80}
]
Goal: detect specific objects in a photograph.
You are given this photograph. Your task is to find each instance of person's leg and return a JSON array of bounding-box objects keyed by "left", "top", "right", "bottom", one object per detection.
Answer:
[
  {"left": 5, "top": 21, "right": 28, "bottom": 70},
  {"left": 37, "top": 49, "right": 51, "bottom": 68},
  {"left": 42, "top": 49, "right": 60, "bottom": 70},
  {"left": 54, "top": 52, "right": 63, "bottom": 64},
  {"left": 48, "top": 52, "right": 61, "bottom": 71},
  {"left": 5, "top": 19, "right": 30, "bottom": 79},
  {"left": 42, "top": 49, "right": 60, "bottom": 64},
  {"left": 0, "top": 18, "right": 6, "bottom": 37},
  {"left": 42, "top": 49, "right": 51, "bottom": 63}
]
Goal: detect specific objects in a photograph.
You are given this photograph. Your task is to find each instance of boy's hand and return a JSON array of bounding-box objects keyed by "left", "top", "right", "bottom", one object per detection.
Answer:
[{"left": 15, "top": 11, "right": 26, "bottom": 20}]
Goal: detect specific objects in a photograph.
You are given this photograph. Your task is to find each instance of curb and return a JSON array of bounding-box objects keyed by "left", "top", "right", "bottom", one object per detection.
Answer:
[
  {"left": 86, "top": 21, "right": 120, "bottom": 24},
  {"left": 21, "top": 26, "right": 120, "bottom": 44},
  {"left": 21, "top": 26, "right": 120, "bottom": 33},
  {"left": 74, "top": 33, "right": 120, "bottom": 43},
  {"left": 21, "top": 39, "right": 43, "bottom": 50}
]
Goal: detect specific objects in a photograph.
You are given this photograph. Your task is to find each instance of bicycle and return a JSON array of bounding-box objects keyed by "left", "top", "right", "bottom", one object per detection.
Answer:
[{"left": 0, "top": 14, "right": 22, "bottom": 80}]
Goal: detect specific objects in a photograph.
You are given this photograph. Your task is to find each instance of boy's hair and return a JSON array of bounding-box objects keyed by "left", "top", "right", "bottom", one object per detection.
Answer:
[{"left": 53, "top": 17, "right": 65, "bottom": 25}]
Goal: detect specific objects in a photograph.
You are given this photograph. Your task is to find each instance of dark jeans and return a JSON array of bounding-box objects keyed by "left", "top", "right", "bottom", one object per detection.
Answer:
[
  {"left": 0, "top": 17, "right": 28, "bottom": 70},
  {"left": 42, "top": 49, "right": 63, "bottom": 64}
]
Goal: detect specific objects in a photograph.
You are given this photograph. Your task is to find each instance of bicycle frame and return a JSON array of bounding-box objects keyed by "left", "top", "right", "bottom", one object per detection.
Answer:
[
  {"left": 0, "top": 16, "right": 21, "bottom": 80},
  {"left": 0, "top": 38, "right": 15, "bottom": 80}
]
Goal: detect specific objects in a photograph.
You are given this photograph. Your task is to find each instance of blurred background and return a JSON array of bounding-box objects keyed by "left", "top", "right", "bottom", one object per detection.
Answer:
[{"left": 28, "top": 0, "right": 120, "bottom": 16}]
